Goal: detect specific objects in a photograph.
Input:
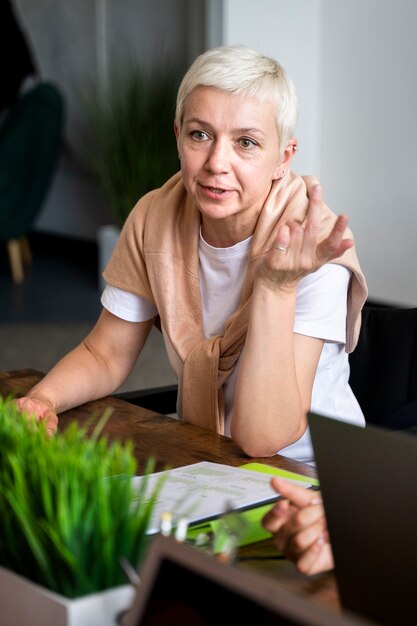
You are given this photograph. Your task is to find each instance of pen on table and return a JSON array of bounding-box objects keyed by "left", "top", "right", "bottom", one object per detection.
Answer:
[
  {"left": 119, "top": 557, "right": 140, "bottom": 586},
  {"left": 175, "top": 516, "right": 189, "bottom": 543},
  {"left": 160, "top": 510, "right": 173, "bottom": 536}
]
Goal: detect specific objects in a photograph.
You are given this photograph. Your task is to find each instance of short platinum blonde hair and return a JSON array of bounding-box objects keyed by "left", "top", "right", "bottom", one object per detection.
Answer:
[{"left": 175, "top": 46, "right": 298, "bottom": 152}]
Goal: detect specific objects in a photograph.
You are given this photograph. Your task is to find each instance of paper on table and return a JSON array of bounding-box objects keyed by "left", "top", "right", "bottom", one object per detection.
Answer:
[{"left": 132, "top": 461, "right": 311, "bottom": 534}]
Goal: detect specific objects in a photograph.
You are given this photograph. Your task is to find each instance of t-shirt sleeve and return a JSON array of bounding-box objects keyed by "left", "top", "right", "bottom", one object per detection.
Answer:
[
  {"left": 102, "top": 190, "right": 157, "bottom": 303},
  {"left": 294, "top": 264, "right": 351, "bottom": 343},
  {"left": 101, "top": 284, "right": 157, "bottom": 322}
]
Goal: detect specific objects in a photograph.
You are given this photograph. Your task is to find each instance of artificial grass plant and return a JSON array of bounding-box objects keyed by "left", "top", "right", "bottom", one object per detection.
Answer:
[{"left": 0, "top": 396, "right": 165, "bottom": 598}]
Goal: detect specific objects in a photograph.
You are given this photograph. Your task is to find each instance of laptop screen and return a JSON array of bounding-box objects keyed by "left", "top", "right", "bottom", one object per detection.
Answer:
[
  {"left": 122, "top": 535, "right": 372, "bottom": 626},
  {"left": 132, "top": 557, "right": 299, "bottom": 625},
  {"left": 308, "top": 412, "right": 417, "bottom": 626}
]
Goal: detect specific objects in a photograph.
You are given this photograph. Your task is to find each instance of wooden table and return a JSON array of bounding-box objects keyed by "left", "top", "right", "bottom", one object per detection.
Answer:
[{"left": 0, "top": 368, "right": 340, "bottom": 613}]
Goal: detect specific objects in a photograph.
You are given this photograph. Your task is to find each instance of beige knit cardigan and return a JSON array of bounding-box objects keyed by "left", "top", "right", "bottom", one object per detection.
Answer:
[{"left": 103, "top": 171, "right": 368, "bottom": 434}]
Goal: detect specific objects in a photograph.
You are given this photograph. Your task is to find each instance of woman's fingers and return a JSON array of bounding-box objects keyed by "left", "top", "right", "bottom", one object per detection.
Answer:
[
  {"left": 296, "top": 538, "right": 334, "bottom": 576},
  {"left": 270, "top": 501, "right": 326, "bottom": 553},
  {"left": 267, "top": 505, "right": 327, "bottom": 565},
  {"left": 262, "top": 497, "right": 292, "bottom": 533},
  {"left": 15, "top": 397, "right": 58, "bottom": 436},
  {"left": 300, "top": 184, "right": 323, "bottom": 257},
  {"left": 44, "top": 414, "right": 58, "bottom": 436},
  {"left": 263, "top": 478, "right": 323, "bottom": 535},
  {"left": 273, "top": 223, "right": 291, "bottom": 251},
  {"left": 308, "top": 183, "right": 323, "bottom": 210},
  {"left": 282, "top": 509, "right": 328, "bottom": 554},
  {"left": 270, "top": 477, "right": 322, "bottom": 507},
  {"left": 262, "top": 478, "right": 334, "bottom": 575},
  {"left": 316, "top": 214, "right": 353, "bottom": 263},
  {"left": 303, "top": 181, "right": 352, "bottom": 263},
  {"left": 276, "top": 183, "right": 351, "bottom": 263},
  {"left": 265, "top": 182, "right": 354, "bottom": 293}
]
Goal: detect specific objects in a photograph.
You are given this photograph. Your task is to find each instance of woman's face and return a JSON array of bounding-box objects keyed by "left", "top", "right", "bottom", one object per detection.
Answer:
[{"left": 175, "top": 86, "right": 290, "bottom": 246}]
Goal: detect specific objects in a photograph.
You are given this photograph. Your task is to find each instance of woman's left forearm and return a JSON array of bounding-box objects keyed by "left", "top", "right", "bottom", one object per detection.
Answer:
[{"left": 231, "top": 281, "right": 306, "bottom": 456}]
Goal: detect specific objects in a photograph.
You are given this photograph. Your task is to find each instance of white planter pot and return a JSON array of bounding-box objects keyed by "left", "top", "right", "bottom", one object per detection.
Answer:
[
  {"left": 0, "top": 565, "right": 135, "bottom": 626},
  {"left": 97, "top": 224, "right": 121, "bottom": 292}
]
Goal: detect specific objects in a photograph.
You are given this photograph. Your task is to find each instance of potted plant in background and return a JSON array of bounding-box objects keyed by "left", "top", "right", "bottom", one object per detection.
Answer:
[
  {"left": 0, "top": 396, "right": 165, "bottom": 626},
  {"left": 82, "top": 60, "right": 181, "bottom": 289}
]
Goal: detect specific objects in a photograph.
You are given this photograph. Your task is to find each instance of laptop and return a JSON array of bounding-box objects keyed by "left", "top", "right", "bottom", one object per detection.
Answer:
[
  {"left": 308, "top": 412, "right": 417, "bottom": 626},
  {"left": 122, "top": 534, "right": 372, "bottom": 626}
]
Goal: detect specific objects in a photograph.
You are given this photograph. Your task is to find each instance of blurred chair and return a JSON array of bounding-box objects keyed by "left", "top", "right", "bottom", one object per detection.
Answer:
[
  {"left": 0, "top": 0, "right": 64, "bottom": 283},
  {"left": 0, "top": 81, "right": 64, "bottom": 283},
  {"left": 348, "top": 305, "right": 417, "bottom": 431},
  {"left": 115, "top": 383, "right": 178, "bottom": 415}
]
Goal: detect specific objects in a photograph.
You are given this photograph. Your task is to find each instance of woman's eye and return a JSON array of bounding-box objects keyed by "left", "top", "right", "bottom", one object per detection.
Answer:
[
  {"left": 190, "top": 130, "right": 209, "bottom": 141},
  {"left": 238, "top": 137, "right": 257, "bottom": 149}
]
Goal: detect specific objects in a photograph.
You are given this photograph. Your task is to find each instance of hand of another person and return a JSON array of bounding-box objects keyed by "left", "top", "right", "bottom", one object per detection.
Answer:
[
  {"left": 15, "top": 396, "right": 58, "bottom": 436},
  {"left": 262, "top": 476, "right": 334, "bottom": 575},
  {"left": 258, "top": 184, "right": 354, "bottom": 292}
]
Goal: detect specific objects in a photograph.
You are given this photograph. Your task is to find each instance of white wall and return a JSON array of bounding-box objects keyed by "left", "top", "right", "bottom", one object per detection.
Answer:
[
  {"left": 221, "top": 0, "right": 322, "bottom": 176},
  {"left": 217, "top": 0, "right": 417, "bottom": 305},
  {"left": 320, "top": 0, "right": 417, "bottom": 306}
]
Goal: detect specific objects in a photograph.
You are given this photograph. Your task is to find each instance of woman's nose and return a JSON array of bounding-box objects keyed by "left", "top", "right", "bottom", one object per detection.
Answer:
[{"left": 205, "top": 139, "right": 231, "bottom": 174}]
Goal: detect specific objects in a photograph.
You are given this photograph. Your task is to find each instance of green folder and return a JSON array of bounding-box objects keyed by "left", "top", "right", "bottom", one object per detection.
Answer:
[{"left": 187, "top": 463, "right": 319, "bottom": 549}]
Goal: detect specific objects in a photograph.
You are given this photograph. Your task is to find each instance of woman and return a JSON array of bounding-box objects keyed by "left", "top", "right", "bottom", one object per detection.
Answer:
[{"left": 16, "top": 46, "right": 367, "bottom": 463}]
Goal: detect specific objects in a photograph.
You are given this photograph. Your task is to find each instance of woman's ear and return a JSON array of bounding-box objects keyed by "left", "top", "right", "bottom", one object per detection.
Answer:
[
  {"left": 273, "top": 139, "right": 298, "bottom": 180},
  {"left": 174, "top": 122, "right": 181, "bottom": 157},
  {"left": 173, "top": 121, "right": 180, "bottom": 141}
]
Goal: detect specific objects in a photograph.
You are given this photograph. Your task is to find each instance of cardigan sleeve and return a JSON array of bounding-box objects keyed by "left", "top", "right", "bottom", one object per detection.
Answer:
[{"left": 102, "top": 189, "right": 158, "bottom": 304}]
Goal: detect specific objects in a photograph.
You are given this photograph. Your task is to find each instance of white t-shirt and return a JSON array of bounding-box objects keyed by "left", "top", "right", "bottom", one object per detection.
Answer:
[{"left": 102, "top": 232, "right": 365, "bottom": 465}]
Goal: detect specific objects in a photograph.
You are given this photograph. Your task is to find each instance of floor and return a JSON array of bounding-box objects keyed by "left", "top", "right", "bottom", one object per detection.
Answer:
[
  {"left": 0, "top": 232, "right": 175, "bottom": 392},
  {"left": 0, "top": 232, "right": 101, "bottom": 323}
]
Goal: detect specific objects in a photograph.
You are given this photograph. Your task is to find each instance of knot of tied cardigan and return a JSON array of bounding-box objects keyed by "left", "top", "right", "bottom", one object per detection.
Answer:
[{"left": 103, "top": 170, "right": 368, "bottom": 435}]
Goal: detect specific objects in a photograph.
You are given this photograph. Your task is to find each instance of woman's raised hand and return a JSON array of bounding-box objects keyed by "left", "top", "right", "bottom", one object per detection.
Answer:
[{"left": 259, "top": 185, "right": 354, "bottom": 292}]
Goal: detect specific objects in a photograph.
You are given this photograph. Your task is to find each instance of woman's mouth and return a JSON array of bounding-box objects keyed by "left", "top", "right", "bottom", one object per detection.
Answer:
[
  {"left": 200, "top": 184, "right": 232, "bottom": 199},
  {"left": 207, "top": 187, "right": 225, "bottom": 194}
]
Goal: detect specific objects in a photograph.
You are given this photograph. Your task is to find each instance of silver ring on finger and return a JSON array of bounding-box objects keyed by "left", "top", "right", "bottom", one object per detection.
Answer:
[{"left": 273, "top": 243, "right": 288, "bottom": 253}]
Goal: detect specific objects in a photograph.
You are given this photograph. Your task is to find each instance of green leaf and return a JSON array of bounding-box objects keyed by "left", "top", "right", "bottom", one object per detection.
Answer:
[{"left": 0, "top": 395, "right": 162, "bottom": 597}]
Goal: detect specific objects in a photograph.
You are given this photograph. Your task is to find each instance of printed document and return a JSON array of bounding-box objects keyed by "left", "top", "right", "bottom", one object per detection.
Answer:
[{"left": 132, "top": 461, "right": 311, "bottom": 534}]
